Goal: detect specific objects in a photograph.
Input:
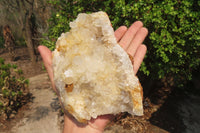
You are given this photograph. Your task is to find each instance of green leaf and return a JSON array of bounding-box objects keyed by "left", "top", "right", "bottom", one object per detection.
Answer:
[
  {"left": 0, "top": 57, "right": 4, "bottom": 64},
  {"left": 0, "top": 102, "right": 3, "bottom": 106},
  {"left": 11, "top": 91, "right": 16, "bottom": 97}
]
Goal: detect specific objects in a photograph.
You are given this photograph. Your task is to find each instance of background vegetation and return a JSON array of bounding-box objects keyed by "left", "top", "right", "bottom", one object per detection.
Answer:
[
  {"left": 44, "top": 0, "right": 200, "bottom": 87},
  {"left": 0, "top": 0, "right": 51, "bottom": 63},
  {"left": 0, "top": 58, "right": 29, "bottom": 119}
]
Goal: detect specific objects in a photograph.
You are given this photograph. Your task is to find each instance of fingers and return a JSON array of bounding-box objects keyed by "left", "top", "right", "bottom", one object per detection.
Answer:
[
  {"left": 114, "top": 26, "right": 127, "bottom": 42},
  {"left": 126, "top": 27, "right": 148, "bottom": 57},
  {"left": 119, "top": 21, "right": 143, "bottom": 50},
  {"left": 116, "top": 21, "right": 148, "bottom": 74},
  {"left": 115, "top": 21, "right": 148, "bottom": 73},
  {"left": 133, "top": 44, "right": 147, "bottom": 74}
]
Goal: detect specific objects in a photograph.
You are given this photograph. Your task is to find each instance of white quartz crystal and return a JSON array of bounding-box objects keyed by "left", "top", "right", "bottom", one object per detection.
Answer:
[{"left": 52, "top": 11, "right": 143, "bottom": 123}]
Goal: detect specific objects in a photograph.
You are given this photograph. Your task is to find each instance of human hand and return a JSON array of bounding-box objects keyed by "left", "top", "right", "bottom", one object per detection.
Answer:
[{"left": 38, "top": 21, "right": 148, "bottom": 133}]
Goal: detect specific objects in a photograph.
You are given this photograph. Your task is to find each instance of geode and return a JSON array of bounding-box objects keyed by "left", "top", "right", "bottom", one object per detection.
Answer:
[{"left": 52, "top": 11, "right": 143, "bottom": 123}]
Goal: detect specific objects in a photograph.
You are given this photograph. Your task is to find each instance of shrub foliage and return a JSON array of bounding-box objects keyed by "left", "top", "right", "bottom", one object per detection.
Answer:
[
  {"left": 0, "top": 58, "right": 29, "bottom": 119},
  {"left": 44, "top": 0, "right": 200, "bottom": 86}
]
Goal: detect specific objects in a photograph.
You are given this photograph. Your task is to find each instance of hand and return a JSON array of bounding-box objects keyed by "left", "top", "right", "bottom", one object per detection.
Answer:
[{"left": 38, "top": 21, "right": 148, "bottom": 133}]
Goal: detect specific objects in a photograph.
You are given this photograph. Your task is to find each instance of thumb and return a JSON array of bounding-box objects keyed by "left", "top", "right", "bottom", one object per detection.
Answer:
[{"left": 38, "top": 45, "right": 55, "bottom": 91}]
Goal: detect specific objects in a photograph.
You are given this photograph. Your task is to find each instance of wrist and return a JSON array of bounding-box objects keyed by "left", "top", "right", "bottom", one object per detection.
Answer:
[{"left": 63, "top": 115, "right": 103, "bottom": 133}]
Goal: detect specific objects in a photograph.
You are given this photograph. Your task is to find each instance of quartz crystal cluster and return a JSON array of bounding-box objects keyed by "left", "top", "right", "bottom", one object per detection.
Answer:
[{"left": 52, "top": 11, "right": 143, "bottom": 123}]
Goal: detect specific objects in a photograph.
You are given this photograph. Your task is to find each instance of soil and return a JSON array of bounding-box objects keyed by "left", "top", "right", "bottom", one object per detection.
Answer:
[
  {"left": 0, "top": 46, "right": 45, "bottom": 78},
  {"left": 0, "top": 46, "right": 171, "bottom": 133}
]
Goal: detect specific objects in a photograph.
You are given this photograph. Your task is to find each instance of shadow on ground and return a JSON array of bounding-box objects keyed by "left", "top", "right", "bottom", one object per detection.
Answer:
[{"left": 150, "top": 69, "right": 200, "bottom": 133}]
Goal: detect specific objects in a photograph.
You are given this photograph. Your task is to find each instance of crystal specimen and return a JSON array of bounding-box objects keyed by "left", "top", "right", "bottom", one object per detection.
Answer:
[{"left": 52, "top": 11, "right": 143, "bottom": 123}]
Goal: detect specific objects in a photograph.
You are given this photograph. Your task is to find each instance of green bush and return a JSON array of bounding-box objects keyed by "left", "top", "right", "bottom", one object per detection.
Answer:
[
  {"left": 44, "top": 0, "right": 200, "bottom": 86},
  {"left": 0, "top": 57, "right": 29, "bottom": 119}
]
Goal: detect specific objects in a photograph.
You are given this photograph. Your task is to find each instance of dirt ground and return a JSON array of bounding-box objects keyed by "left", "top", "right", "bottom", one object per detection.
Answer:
[
  {"left": 0, "top": 46, "right": 170, "bottom": 133},
  {"left": 0, "top": 47, "right": 45, "bottom": 78}
]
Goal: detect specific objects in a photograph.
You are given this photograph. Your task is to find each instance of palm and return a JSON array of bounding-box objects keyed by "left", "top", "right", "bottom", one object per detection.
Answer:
[{"left": 38, "top": 21, "right": 148, "bottom": 133}]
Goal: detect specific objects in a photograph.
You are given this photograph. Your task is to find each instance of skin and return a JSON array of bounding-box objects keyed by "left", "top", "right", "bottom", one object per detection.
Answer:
[{"left": 38, "top": 21, "right": 148, "bottom": 133}]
